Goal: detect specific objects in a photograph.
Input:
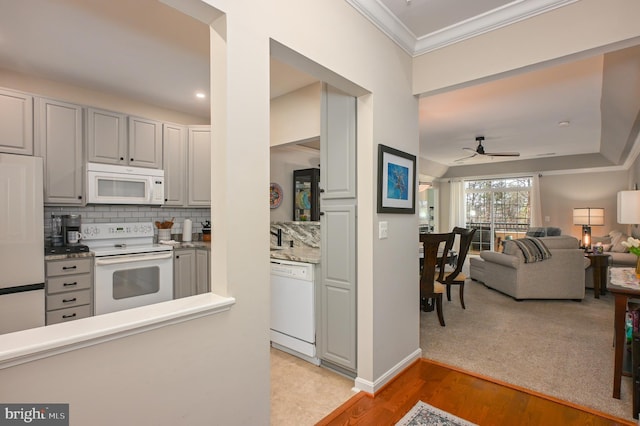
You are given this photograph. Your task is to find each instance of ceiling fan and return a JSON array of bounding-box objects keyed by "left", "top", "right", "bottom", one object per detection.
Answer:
[{"left": 455, "top": 136, "right": 520, "bottom": 163}]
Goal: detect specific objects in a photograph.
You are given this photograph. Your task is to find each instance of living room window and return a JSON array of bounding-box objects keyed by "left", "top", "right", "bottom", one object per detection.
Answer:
[{"left": 465, "top": 177, "right": 533, "bottom": 252}]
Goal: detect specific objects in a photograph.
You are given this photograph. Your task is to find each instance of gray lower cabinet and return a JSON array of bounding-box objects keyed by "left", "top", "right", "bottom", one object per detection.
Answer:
[
  {"left": 174, "top": 247, "right": 210, "bottom": 298},
  {"left": 45, "top": 257, "right": 93, "bottom": 325},
  {"left": 195, "top": 248, "right": 210, "bottom": 295}
]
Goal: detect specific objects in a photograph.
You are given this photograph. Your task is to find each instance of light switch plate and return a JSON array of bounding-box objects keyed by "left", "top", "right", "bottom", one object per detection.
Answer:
[{"left": 379, "top": 221, "right": 388, "bottom": 239}]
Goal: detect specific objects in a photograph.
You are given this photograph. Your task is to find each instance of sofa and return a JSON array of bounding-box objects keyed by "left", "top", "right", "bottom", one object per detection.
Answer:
[{"left": 473, "top": 235, "right": 588, "bottom": 300}]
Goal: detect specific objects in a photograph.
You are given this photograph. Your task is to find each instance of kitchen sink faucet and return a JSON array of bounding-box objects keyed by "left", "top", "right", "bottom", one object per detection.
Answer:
[{"left": 270, "top": 228, "right": 282, "bottom": 247}]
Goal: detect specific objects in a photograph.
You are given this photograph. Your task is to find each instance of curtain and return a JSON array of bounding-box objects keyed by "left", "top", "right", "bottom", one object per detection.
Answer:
[
  {"left": 449, "top": 180, "right": 466, "bottom": 228},
  {"left": 530, "top": 174, "right": 542, "bottom": 227}
]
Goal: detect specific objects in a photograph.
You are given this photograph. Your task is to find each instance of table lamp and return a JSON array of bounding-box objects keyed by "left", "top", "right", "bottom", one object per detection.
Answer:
[{"left": 573, "top": 207, "right": 604, "bottom": 250}]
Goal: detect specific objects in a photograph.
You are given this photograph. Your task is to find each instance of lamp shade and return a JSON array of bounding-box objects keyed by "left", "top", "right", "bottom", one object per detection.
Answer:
[
  {"left": 618, "top": 190, "right": 640, "bottom": 224},
  {"left": 573, "top": 208, "right": 604, "bottom": 226}
]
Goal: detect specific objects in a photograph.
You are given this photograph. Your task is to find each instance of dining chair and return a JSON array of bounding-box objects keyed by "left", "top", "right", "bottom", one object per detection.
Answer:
[
  {"left": 420, "top": 232, "right": 454, "bottom": 326},
  {"left": 438, "top": 227, "right": 476, "bottom": 309}
]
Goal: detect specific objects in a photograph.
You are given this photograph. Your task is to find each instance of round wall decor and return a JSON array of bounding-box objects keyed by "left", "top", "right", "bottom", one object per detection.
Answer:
[{"left": 270, "top": 182, "right": 283, "bottom": 209}]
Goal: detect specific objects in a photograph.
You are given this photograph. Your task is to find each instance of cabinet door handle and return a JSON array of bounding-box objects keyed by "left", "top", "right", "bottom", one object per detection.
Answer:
[
  {"left": 320, "top": 212, "right": 325, "bottom": 216},
  {"left": 319, "top": 188, "right": 325, "bottom": 193},
  {"left": 62, "top": 297, "right": 77, "bottom": 303},
  {"left": 62, "top": 313, "right": 77, "bottom": 319},
  {"left": 78, "top": 195, "right": 82, "bottom": 200},
  {"left": 130, "top": 158, "right": 134, "bottom": 162},
  {"left": 120, "top": 157, "right": 124, "bottom": 161},
  {"left": 62, "top": 265, "right": 77, "bottom": 270},
  {"left": 63, "top": 282, "right": 78, "bottom": 287}
]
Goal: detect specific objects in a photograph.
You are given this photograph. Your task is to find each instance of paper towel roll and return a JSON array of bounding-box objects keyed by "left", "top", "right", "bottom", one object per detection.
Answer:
[{"left": 182, "top": 219, "right": 192, "bottom": 242}]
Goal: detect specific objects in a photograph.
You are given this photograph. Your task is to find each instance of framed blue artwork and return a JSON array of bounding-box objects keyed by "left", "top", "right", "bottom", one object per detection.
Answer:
[{"left": 377, "top": 144, "right": 416, "bottom": 214}]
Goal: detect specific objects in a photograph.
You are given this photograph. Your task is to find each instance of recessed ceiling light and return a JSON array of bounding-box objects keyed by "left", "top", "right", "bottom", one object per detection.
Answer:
[
  {"left": 557, "top": 120, "right": 570, "bottom": 127},
  {"left": 196, "top": 92, "right": 206, "bottom": 99}
]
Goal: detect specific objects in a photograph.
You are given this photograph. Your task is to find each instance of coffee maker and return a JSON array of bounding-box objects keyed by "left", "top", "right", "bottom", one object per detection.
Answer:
[
  {"left": 63, "top": 214, "right": 82, "bottom": 245},
  {"left": 45, "top": 214, "right": 89, "bottom": 255}
]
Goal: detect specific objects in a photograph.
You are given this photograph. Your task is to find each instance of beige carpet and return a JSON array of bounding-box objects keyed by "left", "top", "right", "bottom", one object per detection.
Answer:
[
  {"left": 420, "top": 276, "right": 634, "bottom": 421},
  {"left": 270, "top": 347, "right": 356, "bottom": 425}
]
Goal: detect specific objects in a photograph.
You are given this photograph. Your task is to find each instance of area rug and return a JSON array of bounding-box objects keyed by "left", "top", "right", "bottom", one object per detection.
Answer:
[
  {"left": 395, "top": 401, "right": 477, "bottom": 426},
  {"left": 420, "top": 268, "right": 634, "bottom": 421}
]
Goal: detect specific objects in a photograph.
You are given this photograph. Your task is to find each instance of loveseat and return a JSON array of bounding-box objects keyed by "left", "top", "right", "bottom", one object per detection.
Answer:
[
  {"left": 590, "top": 230, "right": 637, "bottom": 267},
  {"left": 475, "top": 235, "right": 588, "bottom": 300},
  {"left": 585, "top": 230, "right": 637, "bottom": 289}
]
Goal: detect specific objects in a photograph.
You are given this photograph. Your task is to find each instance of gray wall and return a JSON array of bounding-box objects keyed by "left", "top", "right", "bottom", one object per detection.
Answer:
[{"left": 539, "top": 170, "right": 628, "bottom": 238}]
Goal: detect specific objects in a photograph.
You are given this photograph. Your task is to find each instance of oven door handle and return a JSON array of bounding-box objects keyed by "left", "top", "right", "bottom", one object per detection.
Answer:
[{"left": 95, "top": 252, "right": 173, "bottom": 265}]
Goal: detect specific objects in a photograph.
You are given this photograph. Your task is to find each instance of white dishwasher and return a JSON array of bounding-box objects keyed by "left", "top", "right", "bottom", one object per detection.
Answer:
[{"left": 270, "top": 259, "right": 318, "bottom": 364}]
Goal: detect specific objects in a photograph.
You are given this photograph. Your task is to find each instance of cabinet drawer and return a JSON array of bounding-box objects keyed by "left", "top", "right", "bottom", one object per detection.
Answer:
[
  {"left": 47, "top": 258, "right": 91, "bottom": 276},
  {"left": 46, "top": 304, "right": 91, "bottom": 325},
  {"left": 47, "top": 289, "right": 91, "bottom": 311},
  {"left": 47, "top": 274, "right": 91, "bottom": 294}
]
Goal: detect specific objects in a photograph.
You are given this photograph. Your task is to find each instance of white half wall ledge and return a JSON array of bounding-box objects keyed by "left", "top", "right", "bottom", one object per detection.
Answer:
[
  {"left": 354, "top": 348, "right": 422, "bottom": 394},
  {"left": 0, "top": 293, "right": 235, "bottom": 369}
]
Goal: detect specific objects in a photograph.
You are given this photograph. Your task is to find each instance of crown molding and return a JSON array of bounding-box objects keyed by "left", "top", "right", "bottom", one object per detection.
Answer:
[{"left": 346, "top": 0, "right": 579, "bottom": 57}]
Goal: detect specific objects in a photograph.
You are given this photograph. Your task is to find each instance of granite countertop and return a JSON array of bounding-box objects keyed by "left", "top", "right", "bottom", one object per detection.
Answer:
[
  {"left": 44, "top": 251, "right": 95, "bottom": 261},
  {"left": 270, "top": 246, "right": 320, "bottom": 264},
  {"left": 171, "top": 241, "right": 211, "bottom": 250}
]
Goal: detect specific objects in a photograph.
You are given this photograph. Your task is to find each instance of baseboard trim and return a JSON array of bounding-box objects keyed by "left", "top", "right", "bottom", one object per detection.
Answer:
[{"left": 354, "top": 348, "right": 422, "bottom": 394}]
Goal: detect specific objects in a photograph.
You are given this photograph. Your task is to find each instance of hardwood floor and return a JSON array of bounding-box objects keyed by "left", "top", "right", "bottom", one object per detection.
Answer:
[{"left": 316, "top": 359, "right": 635, "bottom": 426}]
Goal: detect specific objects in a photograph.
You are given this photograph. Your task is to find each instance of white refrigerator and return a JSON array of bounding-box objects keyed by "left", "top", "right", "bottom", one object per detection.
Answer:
[{"left": 0, "top": 153, "right": 45, "bottom": 334}]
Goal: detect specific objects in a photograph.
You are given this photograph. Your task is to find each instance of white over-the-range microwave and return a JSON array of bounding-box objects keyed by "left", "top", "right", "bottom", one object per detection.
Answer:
[{"left": 86, "top": 162, "right": 165, "bottom": 205}]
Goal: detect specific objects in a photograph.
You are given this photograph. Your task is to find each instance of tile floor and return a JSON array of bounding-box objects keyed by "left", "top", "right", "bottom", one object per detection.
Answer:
[{"left": 270, "top": 347, "right": 356, "bottom": 425}]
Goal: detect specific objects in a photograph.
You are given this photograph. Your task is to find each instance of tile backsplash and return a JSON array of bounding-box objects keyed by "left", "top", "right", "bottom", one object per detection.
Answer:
[{"left": 44, "top": 205, "right": 211, "bottom": 240}]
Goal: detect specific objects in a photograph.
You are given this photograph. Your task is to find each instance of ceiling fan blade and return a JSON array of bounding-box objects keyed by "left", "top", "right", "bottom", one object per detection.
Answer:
[
  {"left": 454, "top": 152, "right": 478, "bottom": 163},
  {"left": 462, "top": 147, "right": 477, "bottom": 153},
  {"left": 484, "top": 152, "right": 520, "bottom": 157}
]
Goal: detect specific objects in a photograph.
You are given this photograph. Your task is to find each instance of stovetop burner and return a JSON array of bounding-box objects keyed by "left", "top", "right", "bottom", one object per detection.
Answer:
[{"left": 45, "top": 244, "right": 90, "bottom": 255}]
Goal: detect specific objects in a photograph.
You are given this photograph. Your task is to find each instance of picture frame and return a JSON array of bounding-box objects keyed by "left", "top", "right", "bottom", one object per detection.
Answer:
[{"left": 377, "top": 144, "right": 416, "bottom": 214}]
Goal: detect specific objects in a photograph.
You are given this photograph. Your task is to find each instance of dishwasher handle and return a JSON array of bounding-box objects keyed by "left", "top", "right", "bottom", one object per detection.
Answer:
[{"left": 96, "top": 252, "right": 173, "bottom": 266}]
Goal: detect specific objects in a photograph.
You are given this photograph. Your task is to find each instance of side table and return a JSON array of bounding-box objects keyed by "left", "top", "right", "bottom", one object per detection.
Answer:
[
  {"left": 609, "top": 268, "right": 640, "bottom": 399},
  {"left": 585, "top": 253, "right": 611, "bottom": 298}
]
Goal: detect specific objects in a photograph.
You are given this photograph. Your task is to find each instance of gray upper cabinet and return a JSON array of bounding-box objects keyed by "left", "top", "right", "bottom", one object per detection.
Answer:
[
  {"left": 188, "top": 126, "right": 211, "bottom": 206},
  {"left": 86, "top": 107, "right": 127, "bottom": 165},
  {"left": 0, "top": 88, "right": 34, "bottom": 155},
  {"left": 87, "top": 108, "right": 162, "bottom": 169},
  {"left": 320, "top": 84, "right": 356, "bottom": 200},
  {"left": 163, "top": 123, "right": 188, "bottom": 206},
  {"left": 128, "top": 116, "right": 162, "bottom": 168},
  {"left": 35, "top": 98, "right": 84, "bottom": 205},
  {"left": 164, "top": 124, "right": 210, "bottom": 207}
]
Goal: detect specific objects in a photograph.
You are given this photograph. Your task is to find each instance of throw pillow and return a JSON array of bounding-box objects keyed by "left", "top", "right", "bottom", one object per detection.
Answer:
[
  {"left": 592, "top": 235, "right": 612, "bottom": 245},
  {"left": 546, "top": 227, "right": 562, "bottom": 236},
  {"left": 526, "top": 227, "right": 546, "bottom": 237},
  {"left": 611, "top": 232, "right": 630, "bottom": 253},
  {"left": 502, "top": 240, "right": 525, "bottom": 260}
]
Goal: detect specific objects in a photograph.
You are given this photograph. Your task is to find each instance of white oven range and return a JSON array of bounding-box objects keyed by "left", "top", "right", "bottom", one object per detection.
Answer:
[{"left": 81, "top": 222, "right": 173, "bottom": 315}]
